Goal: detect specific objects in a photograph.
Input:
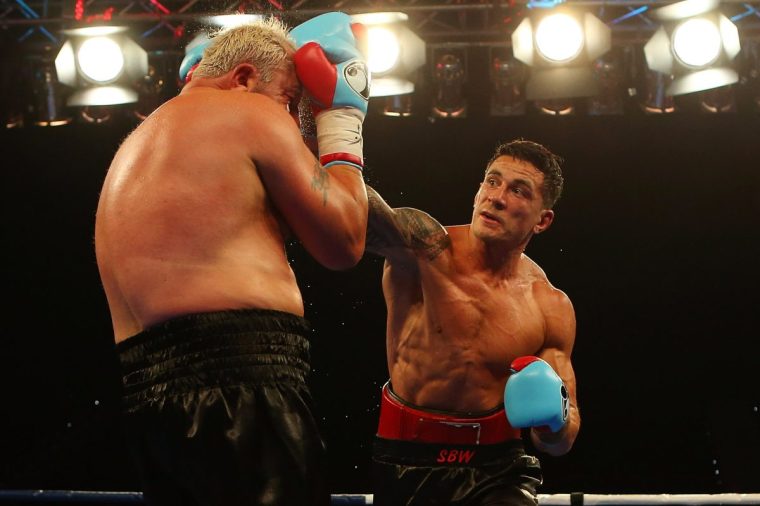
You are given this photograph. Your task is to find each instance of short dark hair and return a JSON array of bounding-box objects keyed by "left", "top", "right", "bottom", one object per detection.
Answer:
[{"left": 487, "top": 139, "right": 564, "bottom": 208}]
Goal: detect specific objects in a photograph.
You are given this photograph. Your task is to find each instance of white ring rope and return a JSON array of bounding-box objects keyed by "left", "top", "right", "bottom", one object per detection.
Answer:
[
  {"left": 537, "top": 494, "right": 760, "bottom": 505},
  {"left": 0, "top": 491, "right": 758, "bottom": 505}
]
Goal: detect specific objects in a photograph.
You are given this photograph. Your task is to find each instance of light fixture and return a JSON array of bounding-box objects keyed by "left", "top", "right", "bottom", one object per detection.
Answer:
[
  {"left": 2, "top": 44, "right": 30, "bottom": 128},
  {"left": 55, "top": 26, "right": 148, "bottom": 106},
  {"left": 431, "top": 49, "right": 467, "bottom": 118},
  {"left": 511, "top": 8, "right": 611, "bottom": 100},
  {"left": 382, "top": 94, "right": 413, "bottom": 117},
  {"left": 643, "top": 0, "right": 741, "bottom": 96},
  {"left": 699, "top": 85, "right": 736, "bottom": 112},
  {"left": 133, "top": 51, "right": 172, "bottom": 120},
  {"left": 489, "top": 48, "right": 528, "bottom": 116},
  {"left": 29, "top": 52, "right": 72, "bottom": 126},
  {"left": 351, "top": 12, "right": 426, "bottom": 98},
  {"left": 639, "top": 69, "right": 676, "bottom": 113},
  {"left": 588, "top": 48, "right": 626, "bottom": 115},
  {"left": 741, "top": 39, "right": 760, "bottom": 111},
  {"left": 203, "top": 14, "right": 263, "bottom": 29}
]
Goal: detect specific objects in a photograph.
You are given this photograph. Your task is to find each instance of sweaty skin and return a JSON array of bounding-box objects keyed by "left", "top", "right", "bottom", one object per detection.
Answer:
[
  {"left": 96, "top": 61, "right": 368, "bottom": 343},
  {"left": 366, "top": 155, "right": 579, "bottom": 456}
]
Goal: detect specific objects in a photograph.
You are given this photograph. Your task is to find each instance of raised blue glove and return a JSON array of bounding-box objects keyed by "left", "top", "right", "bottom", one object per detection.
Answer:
[
  {"left": 504, "top": 356, "right": 569, "bottom": 433},
  {"left": 290, "top": 12, "right": 365, "bottom": 65},
  {"left": 178, "top": 36, "right": 210, "bottom": 84},
  {"left": 290, "top": 12, "right": 369, "bottom": 170},
  {"left": 290, "top": 12, "right": 369, "bottom": 115}
]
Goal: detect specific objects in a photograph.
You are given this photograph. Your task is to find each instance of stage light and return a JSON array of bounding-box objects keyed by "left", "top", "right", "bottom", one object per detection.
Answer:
[
  {"left": 133, "top": 53, "right": 171, "bottom": 121},
  {"left": 639, "top": 69, "right": 676, "bottom": 113},
  {"left": 672, "top": 18, "right": 722, "bottom": 67},
  {"left": 511, "top": 8, "right": 611, "bottom": 100},
  {"left": 535, "top": 14, "right": 584, "bottom": 63},
  {"left": 367, "top": 26, "right": 401, "bottom": 74},
  {"left": 30, "top": 54, "right": 72, "bottom": 126},
  {"left": 77, "top": 37, "right": 124, "bottom": 83},
  {"left": 204, "top": 14, "right": 262, "bottom": 29},
  {"left": 699, "top": 85, "right": 736, "bottom": 112},
  {"left": 588, "top": 49, "right": 625, "bottom": 115},
  {"left": 55, "top": 26, "right": 148, "bottom": 106},
  {"left": 431, "top": 50, "right": 467, "bottom": 118},
  {"left": 351, "top": 12, "right": 426, "bottom": 98},
  {"left": 643, "top": 0, "right": 741, "bottom": 96},
  {"left": 489, "top": 49, "right": 528, "bottom": 116},
  {"left": 382, "top": 94, "right": 413, "bottom": 117}
]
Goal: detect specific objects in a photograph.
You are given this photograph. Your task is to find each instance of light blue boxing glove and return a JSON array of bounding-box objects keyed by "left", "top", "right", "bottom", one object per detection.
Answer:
[
  {"left": 290, "top": 12, "right": 369, "bottom": 169},
  {"left": 504, "top": 356, "right": 569, "bottom": 433},
  {"left": 289, "top": 12, "right": 369, "bottom": 114},
  {"left": 178, "top": 36, "right": 211, "bottom": 84}
]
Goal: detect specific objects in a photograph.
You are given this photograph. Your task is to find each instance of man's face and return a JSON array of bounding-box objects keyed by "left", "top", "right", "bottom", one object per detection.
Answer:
[
  {"left": 471, "top": 155, "right": 554, "bottom": 247},
  {"left": 254, "top": 63, "right": 302, "bottom": 125}
]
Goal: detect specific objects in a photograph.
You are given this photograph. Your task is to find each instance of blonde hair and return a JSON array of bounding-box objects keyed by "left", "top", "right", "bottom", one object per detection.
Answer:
[{"left": 193, "top": 16, "right": 294, "bottom": 83}]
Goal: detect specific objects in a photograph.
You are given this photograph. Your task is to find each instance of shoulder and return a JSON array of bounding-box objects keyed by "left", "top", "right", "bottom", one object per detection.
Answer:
[{"left": 521, "top": 254, "right": 574, "bottom": 315}]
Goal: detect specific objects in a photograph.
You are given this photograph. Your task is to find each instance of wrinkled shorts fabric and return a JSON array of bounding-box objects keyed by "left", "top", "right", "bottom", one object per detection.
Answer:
[{"left": 117, "top": 308, "right": 328, "bottom": 506}]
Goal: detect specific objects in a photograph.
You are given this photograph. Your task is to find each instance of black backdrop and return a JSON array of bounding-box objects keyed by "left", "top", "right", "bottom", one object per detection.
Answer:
[{"left": 2, "top": 101, "right": 759, "bottom": 495}]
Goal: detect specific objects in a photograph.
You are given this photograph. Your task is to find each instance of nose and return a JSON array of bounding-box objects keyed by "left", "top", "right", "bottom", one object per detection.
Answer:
[{"left": 487, "top": 188, "right": 507, "bottom": 209}]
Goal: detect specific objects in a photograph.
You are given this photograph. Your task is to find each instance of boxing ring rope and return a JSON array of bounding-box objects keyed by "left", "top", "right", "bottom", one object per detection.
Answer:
[{"left": 0, "top": 491, "right": 759, "bottom": 505}]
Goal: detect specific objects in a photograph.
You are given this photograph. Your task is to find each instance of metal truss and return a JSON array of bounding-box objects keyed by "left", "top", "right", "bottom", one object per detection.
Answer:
[{"left": 2, "top": 0, "right": 760, "bottom": 51}]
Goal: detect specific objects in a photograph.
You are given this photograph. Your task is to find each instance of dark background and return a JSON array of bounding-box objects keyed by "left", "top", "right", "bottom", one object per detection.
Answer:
[{"left": 1, "top": 85, "right": 759, "bottom": 496}]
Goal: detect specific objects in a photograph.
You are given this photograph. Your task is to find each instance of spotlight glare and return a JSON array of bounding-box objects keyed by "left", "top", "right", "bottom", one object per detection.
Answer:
[
  {"left": 78, "top": 37, "right": 124, "bottom": 83},
  {"left": 672, "top": 18, "right": 721, "bottom": 67},
  {"left": 205, "top": 14, "right": 263, "bottom": 29},
  {"left": 367, "top": 27, "right": 400, "bottom": 74},
  {"left": 535, "top": 14, "right": 584, "bottom": 63}
]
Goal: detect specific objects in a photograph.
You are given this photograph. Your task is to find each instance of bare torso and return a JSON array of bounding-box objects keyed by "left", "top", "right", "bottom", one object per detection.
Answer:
[
  {"left": 384, "top": 225, "right": 555, "bottom": 412},
  {"left": 95, "top": 89, "right": 303, "bottom": 343}
]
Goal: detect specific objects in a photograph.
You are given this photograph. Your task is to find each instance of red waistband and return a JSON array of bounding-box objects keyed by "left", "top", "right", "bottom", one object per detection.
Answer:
[{"left": 376, "top": 383, "right": 521, "bottom": 445}]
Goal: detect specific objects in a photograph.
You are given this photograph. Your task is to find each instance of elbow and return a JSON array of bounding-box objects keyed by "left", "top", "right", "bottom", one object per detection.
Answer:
[{"left": 320, "top": 232, "right": 366, "bottom": 271}]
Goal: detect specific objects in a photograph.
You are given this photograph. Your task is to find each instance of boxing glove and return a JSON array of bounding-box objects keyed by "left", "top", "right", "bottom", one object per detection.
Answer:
[
  {"left": 504, "top": 356, "right": 569, "bottom": 433},
  {"left": 290, "top": 12, "right": 370, "bottom": 105},
  {"left": 291, "top": 13, "right": 369, "bottom": 170},
  {"left": 178, "top": 37, "right": 210, "bottom": 84}
]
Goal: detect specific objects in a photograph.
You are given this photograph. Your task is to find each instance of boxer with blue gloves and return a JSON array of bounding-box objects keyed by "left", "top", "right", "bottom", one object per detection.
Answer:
[
  {"left": 290, "top": 12, "right": 369, "bottom": 170},
  {"left": 364, "top": 140, "right": 580, "bottom": 505}
]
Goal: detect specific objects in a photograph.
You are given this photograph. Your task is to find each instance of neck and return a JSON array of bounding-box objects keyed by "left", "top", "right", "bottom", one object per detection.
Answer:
[
  {"left": 180, "top": 75, "right": 232, "bottom": 94},
  {"left": 466, "top": 228, "right": 529, "bottom": 278}
]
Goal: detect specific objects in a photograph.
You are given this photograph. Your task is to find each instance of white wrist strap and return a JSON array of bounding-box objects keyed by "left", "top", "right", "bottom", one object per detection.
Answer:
[{"left": 315, "top": 108, "right": 364, "bottom": 168}]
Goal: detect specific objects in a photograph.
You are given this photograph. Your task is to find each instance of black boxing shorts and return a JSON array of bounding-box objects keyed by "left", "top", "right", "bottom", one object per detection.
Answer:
[
  {"left": 372, "top": 382, "right": 542, "bottom": 506},
  {"left": 117, "top": 308, "right": 328, "bottom": 506}
]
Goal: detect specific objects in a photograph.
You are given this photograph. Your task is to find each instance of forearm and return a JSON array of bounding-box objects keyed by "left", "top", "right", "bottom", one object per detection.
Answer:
[{"left": 319, "top": 167, "right": 368, "bottom": 268}]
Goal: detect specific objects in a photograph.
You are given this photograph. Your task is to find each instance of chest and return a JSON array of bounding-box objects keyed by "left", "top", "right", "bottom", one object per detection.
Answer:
[{"left": 418, "top": 269, "right": 546, "bottom": 358}]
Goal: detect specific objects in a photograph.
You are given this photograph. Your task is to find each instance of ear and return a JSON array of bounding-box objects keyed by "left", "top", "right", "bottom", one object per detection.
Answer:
[
  {"left": 473, "top": 182, "right": 484, "bottom": 208},
  {"left": 231, "top": 63, "right": 259, "bottom": 91},
  {"left": 533, "top": 209, "right": 554, "bottom": 234}
]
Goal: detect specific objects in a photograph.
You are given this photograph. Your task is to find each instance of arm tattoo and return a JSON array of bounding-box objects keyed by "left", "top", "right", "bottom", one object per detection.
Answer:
[
  {"left": 310, "top": 160, "right": 330, "bottom": 206},
  {"left": 366, "top": 186, "right": 450, "bottom": 260},
  {"left": 397, "top": 209, "right": 451, "bottom": 260}
]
